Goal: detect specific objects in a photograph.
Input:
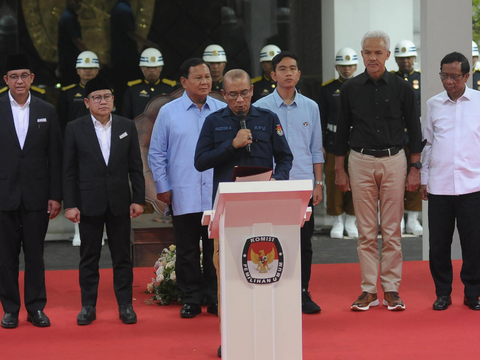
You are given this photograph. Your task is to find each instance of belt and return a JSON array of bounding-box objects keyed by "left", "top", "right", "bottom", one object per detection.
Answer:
[
  {"left": 352, "top": 146, "right": 402, "bottom": 157},
  {"left": 327, "top": 124, "right": 337, "bottom": 133}
]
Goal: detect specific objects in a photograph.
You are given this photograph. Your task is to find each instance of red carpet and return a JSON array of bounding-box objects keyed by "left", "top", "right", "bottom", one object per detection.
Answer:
[{"left": 2, "top": 260, "right": 479, "bottom": 359}]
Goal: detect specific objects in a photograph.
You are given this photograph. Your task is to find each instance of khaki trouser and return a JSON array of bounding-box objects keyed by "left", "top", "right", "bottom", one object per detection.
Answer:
[
  {"left": 404, "top": 146, "right": 422, "bottom": 212},
  {"left": 349, "top": 149, "right": 406, "bottom": 293}
]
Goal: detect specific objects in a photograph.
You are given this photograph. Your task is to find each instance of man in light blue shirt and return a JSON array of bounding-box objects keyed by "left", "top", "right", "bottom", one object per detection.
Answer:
[
  {"left": 149, "top": 58, "right": 226, "bottom": 319},
  {"left": 254, "top": 51, "right": 324, "bottom": 314}
]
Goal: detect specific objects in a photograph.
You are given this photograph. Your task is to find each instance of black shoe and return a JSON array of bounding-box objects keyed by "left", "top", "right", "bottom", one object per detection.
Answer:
[
  {"left": 1, "top": 313, "right": 18, "bottom": 329},
  {"left": 180, "top": 303, "right": 201, "bottom": 318},
  {"left": 463, "top": 297, "right": 480, "bottom": 310},
  {"left": 27, "top": 310, "right": 50, "bottom": 327},
  {"left": 77, "top": 306, "right": 96, "bottom": 325},
  {"left": 302, "top": 289, "right": 321, "bottom": 314},
  {"left": 217, "top": 345, "right": 221, "bottom": 358},
  {"left": 433, "top": 295, "right": 452, "bottom": 310},
  {"left": 207, "top": 303, "right": 218, "bottom": 316},
  {"left": 119, "top": 304, "right": 137, "bottom": 324}
]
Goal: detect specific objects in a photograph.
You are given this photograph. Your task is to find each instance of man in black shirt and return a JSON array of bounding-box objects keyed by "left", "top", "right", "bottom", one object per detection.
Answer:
[{"left": 334, "top": 30, "right": 422, "bottom": 312}]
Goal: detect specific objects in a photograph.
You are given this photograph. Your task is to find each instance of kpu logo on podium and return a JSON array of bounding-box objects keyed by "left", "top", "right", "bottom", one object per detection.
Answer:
[{"left": 242, "top": 236, "right": 284, "bottom": 284}]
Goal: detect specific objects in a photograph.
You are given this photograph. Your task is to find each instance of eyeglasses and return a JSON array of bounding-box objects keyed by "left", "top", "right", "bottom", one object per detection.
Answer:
[
  {"left": 439, "top": 72, "right": 464, "bottom": 82},
  {"left": 90, "top": 94, "right": 113, "bottom": 103},
  {"left": 225, "top": 89, "right": 251, "bottom": 99},
  {"left": 8, "top": 73, "right": 31, "bottom": 82}
]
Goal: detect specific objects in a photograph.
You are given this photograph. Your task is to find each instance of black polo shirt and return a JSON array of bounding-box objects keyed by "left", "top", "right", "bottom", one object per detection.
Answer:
[{"left": 334, "top": 69, "right": 422, "bottom": 156}]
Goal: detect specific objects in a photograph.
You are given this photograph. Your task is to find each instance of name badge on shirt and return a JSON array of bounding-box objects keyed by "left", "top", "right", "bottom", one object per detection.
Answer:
[
  {"left": 37, "top": 118, "right": 47, "bottom": 123},
  {"left": 119, "top": 132, "right": 128, "bottom": 139}
]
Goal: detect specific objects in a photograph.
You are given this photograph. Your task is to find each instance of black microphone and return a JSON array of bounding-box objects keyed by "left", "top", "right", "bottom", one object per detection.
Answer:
[{"left": 237, "top": 111, "right": 250, "bottom": 153}]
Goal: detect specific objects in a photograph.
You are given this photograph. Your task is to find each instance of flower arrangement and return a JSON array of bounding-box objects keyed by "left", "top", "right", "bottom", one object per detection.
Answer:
[{"left": 145, "top": 244, "right": 183, "bottom": 305}]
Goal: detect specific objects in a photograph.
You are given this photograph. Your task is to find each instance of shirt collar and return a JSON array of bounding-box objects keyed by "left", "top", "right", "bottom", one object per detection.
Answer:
[
  {"left": 91, "top": 114, "right": 112, "bottom": 128},
  {"left": 361, "top": 68, "right": 390, "bottom": 84},
  {"left": 220, "top": 104, "right": 261, "bottom": 119},
  {"left": 8, "top": 91, "right": 31, "bottom": 108},
  {"left": 181, "top": 90, "right": 211, "bottom": 111},
  {"left": 440, "top": 84, "right": 472, "bottom": 104},
  {"left": 272, "top": 88, "right": 298, "bottom": 108}
]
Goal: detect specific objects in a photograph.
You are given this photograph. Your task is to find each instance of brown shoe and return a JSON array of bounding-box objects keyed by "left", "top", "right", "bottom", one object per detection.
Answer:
[
  {"left": 351, "top": 292, "right": 379, "bottom": 311},
  {"left": 383, "top": 291, "right": 405, "bottom": 311}
]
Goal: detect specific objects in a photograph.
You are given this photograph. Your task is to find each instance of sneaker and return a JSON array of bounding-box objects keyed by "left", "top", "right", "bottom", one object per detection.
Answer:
[
  {"left": 405, "top": 211, "right": 423, "bottom": 236},
  {"left": 351, "top": 292, "right": 379, "bottom": 311},
  {"left": 302, "top": 289, "right": 321, "bottom": 314},
  {"left": 344, "top": 214, "right": 358, "bottom": 238},
  {"left": 330, "top": 215, "right": 344, "bottom": 239},
  {"left": 383, "top": 291, "right": 406, "bottom": 311},
  {"left": 72, "top": 223, "right": 81, "bottom": 247}
]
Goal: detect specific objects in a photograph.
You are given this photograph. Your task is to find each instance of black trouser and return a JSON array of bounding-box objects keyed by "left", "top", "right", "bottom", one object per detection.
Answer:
[
  {"left": 0, "top": 201, "right": 49, "bottom": 314},
  {"left": 172, "top": 212, "right": 217, "bottom": 305},
  {"left": 301, "top": 199, "right": 315, "bottom": 290},
  {"left": 79, "top": 208, "right": 133, "bottom": 306},
  {"left": 428, "top": 191, "right": 480, "bottom": 300}
]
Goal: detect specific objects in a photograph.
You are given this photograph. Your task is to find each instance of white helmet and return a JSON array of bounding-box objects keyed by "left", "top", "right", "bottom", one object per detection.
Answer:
[
  {"left": 335, "top": 47, "right": 358, "bottom": 65},
  {"left": 139, "top": 48, "right": 164, "bottom": 67},
  {"left": 473, "top": 40, "right": 479, "bottom": 57},
  {"left": 76, "top": 51, "right": 100, "bottom": 68},
  {"left": 203, "top": 44, "right": 227, "bottom": 63},
  {"left": 394, "top": 40, "right": 417, "bottom": 57},
  {"left": 259, "top": 44, "right": 281, "bottom": 63}
]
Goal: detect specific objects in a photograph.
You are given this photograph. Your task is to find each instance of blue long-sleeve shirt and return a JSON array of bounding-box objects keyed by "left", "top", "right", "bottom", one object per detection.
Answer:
[
  {"left": 194, "top": 105, "right": 293, "bottom": 200},
  {"left": 254, "top": 89, "right": 324, "bottom": 183},
  {"left": 148, "top": 91, "right": 226, "bottom": 216}
]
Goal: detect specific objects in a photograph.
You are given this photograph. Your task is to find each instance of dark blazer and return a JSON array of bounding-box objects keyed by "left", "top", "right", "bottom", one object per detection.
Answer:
[
  {"left": 63, "top": 114, "right": 145, "bottom": 217},
  {"left": 0, "top": 95, "right": 62, "bottom": 211}
]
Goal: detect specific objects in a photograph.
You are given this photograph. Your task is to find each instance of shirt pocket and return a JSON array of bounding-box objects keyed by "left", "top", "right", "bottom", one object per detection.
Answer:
[{"left": 251, "top": 131, "right": 272, "bottom": 159}]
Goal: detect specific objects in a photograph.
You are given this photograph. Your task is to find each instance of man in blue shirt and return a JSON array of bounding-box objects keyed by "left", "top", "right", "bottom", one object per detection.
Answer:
[
  {"left": 254, "top": 51, "right": 324, "bottom": 314},
  {"left": 149, "top": 58, "right": 226, "bottom": 319}
]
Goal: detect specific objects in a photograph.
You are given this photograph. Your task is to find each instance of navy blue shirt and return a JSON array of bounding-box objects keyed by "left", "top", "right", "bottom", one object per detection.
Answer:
[{"left": 195, "top": 105, "right": 293, "bottom": 199}]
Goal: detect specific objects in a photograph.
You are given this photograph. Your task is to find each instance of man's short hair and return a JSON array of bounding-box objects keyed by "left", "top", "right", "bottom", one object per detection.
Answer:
[
  {"left": 271, "top": 51, "right": 299, "bottom": 72},
  {"left": 223, "top": 69, "right": 251, "bottom": 89},
  {"left": 179, "top": 58, "right": 210, "bottom": 79},
  {"left": 440, "top": 52, "right": 470, "bottom": 75},
  {"left": 361, "top": 30, "right": 390, "bottom": 51}
]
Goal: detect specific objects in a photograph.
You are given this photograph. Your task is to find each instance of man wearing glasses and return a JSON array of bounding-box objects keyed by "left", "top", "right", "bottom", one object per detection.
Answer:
[
  {"left": 0, "top": 54, "right": 62, "bottom": 329},
  {"left": 254, "top": 51, "right": 324, "bottom": 314},
  {"left": 335, "top": 30, "right": 423, "bottom": 312},
  {"left": 421, "top": 52, "right": 480, "bottom": 311},
  {"left": 149, "top": 58, "right": 225, "bottom": 319},
  {"left": 63, "top": 76, "right": 145, "bottom": 325}
]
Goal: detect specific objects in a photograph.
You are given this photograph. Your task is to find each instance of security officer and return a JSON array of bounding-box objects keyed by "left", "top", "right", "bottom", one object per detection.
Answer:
[
  {"left": 472, "top": 41, "right": 480, "bottom": 91},
  {"left": 203, "top": 44, "right": 227, "bottom": 92},
  {"left": 122, "top": 48, "right": 177, "bottom": 119},
  {"left": 319, "top": 47, "right": 358, "bottom": 239},
  {"left": 58, "top": 51, "right": 100, "bottom": 134},
  {"left": 392, "top": 39, "right": 423, "bottom": 236},
  {"left": 251, "top": 44, "right": 281, "bottom": 102}
]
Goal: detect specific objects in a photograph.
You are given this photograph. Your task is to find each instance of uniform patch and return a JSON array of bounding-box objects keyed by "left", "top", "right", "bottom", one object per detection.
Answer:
[
  {"left": 276, "top": 124, "right": 284, "bottom": 136},
  {"left": 242, "top": 236, "right": 284, "bottom": 285},
  {"left": 74, "top": 92, "right": 83, "bottom": 97},
  {"left": 303, "top": 122, "right": 309, "bottom": 127}
]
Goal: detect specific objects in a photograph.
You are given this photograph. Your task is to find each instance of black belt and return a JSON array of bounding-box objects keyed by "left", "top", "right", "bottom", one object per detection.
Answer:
[{"left": 352, "top": 146, "right": 402, "bottom": 157}]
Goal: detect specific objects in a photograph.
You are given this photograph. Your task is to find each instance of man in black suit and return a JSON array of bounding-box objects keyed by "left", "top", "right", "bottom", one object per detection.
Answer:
[
  {"left": 63, "top": 76, "right": 145, "bottom": 325},
  {"left": 0, "top": 54, "right": 63, "bottom": 329}
]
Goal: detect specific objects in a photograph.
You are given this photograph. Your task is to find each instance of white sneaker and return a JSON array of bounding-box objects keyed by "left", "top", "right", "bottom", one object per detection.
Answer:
[
  {"left": 102, "top": 233, "right": 107, "bottom": 246},
  {"left": 344, "top": 214, "right": 358, "bottom": 238},
  {"left": 400, "top": 215, "right": 405, "bottom": 234},
  {"left": 405, "top": 211, "right": 423, "bottom": 236},
  {"left": 72, "top": 223, "right": 81, "bottom": 247},
  {"left": 330, "top": 215, "right": 344, "bottom": 239}
]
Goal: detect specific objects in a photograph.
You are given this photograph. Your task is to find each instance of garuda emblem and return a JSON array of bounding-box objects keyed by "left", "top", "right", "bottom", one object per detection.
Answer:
[{"left": 242, "top": 236, "right": 284, "bottom": 285}]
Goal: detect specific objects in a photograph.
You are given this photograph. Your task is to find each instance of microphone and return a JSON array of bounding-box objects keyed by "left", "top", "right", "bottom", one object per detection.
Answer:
[{"left": 237, "top": 111, "right": 250, "bottom": 153}]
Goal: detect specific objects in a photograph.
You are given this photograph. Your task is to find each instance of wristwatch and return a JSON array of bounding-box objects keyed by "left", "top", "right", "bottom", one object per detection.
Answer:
[
  {"left": 314, "top": 180, "right": 324, "bottom": 186},
  {"left": 410, "top": 162, "right": 422, "bottom": 169}
]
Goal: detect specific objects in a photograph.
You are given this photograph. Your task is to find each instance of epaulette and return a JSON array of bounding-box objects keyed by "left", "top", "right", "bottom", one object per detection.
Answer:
[
  {"left": 31, "top": 85, "right": 46, "bottom": 94},
  {"left": 390, "top": 70, "right": 396, "bottom": 74},
  {"left": 162, "top": 78, "right": 177, "bottom": 87},
  {"left": 417, "top": 70, "right": 421, "bottom": 73},
  {"left": 61, "top": 83, "right": 77, "bottom": 91},
  {"left": 321, "top": 78, "right": 335, "bottom": 86},
  {"left": 127, "top": 79, "right": 142, "bottom": 87},
  {"left": 0, "top": 86, "right": 8, "bottom": 94},
  {"left": 251, "top": 76, "right": 263, "bottom": 84}
]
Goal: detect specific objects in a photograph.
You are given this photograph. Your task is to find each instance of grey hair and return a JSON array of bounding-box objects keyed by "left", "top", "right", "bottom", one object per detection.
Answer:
[{"left": 361, "top": 30, "right": 390, "bottom": 51}]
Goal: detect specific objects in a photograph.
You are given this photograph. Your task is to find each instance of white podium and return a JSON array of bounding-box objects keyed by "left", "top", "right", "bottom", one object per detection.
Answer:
[{"left": 203, "top": 180, "right": 312, "bottom": 360}]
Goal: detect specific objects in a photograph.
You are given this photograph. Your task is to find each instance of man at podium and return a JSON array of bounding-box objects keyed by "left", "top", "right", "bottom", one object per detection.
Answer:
[{"left": 195, "top": 68, "right": 292, "bottom": 358}]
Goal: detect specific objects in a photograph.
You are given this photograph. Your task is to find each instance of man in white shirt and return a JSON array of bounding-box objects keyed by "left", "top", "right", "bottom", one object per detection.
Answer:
[{"left": 421, "top": 52, "right": 480, "bottom": 311}]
